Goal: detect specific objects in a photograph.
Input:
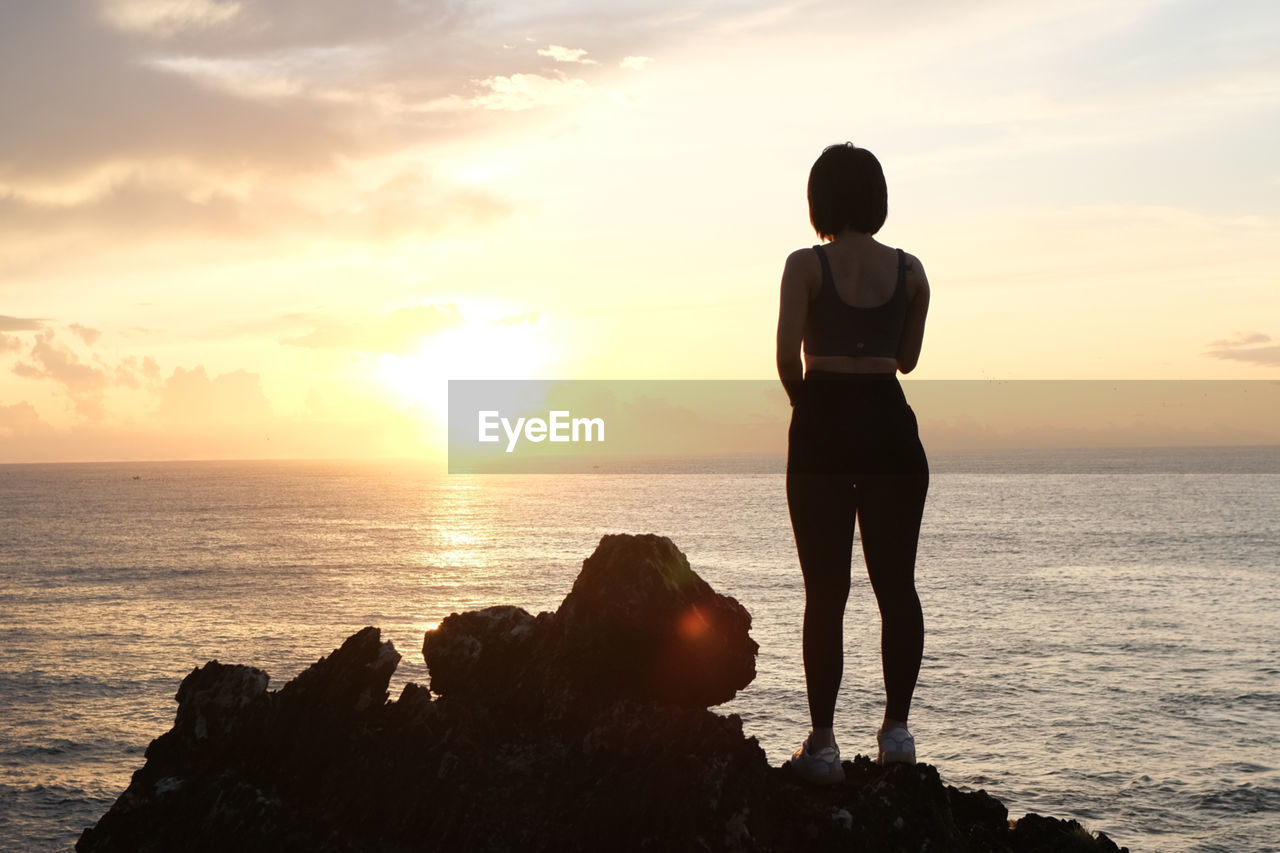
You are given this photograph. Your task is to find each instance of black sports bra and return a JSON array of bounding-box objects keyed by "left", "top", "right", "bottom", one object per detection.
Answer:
[{"left": 803, "top": 245, "right": 908, "bottom": 359}]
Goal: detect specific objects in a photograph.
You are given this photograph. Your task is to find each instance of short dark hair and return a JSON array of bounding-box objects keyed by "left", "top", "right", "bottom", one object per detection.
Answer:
[{"left": 807, "top": 143, "right": 888, "bottom": 238}]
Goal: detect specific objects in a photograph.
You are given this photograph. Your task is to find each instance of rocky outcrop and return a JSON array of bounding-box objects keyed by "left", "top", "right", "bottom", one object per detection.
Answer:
[
  {"left": 78, "top": 534, "right": 1127, "bottom": 852},
  {"left": 423, "top": 533, "right": 758, "bottom": 718}
]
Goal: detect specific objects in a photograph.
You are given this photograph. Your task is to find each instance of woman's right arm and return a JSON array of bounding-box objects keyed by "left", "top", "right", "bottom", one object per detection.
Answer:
[
  {"left": 776, "top": 249, "right": 815, "bottom": 405},
  {"left": 896, "top": 253, "right": 930, "bottom": 374}
]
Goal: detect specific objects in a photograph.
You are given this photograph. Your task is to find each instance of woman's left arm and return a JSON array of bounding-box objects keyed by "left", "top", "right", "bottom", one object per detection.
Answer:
[{"left": 896, "top": 254, "right": 930, "bottom": 374}]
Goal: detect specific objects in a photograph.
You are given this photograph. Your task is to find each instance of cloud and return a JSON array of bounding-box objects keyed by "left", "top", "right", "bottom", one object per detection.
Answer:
[
  {"left": 2, "top": 0, "right": 634, "bottom": 192},
  {"left": 284, "top": 304, "right": 465, "bottom": 354},
  {"left": 70, "top": 323, "right": 102, "bottom": 346},
  {"left": 11, "top": 330, "right": 110, "bottom": 419},
  {"left": 0, "top": 2, "right": 365, "bottom": 186},
  {"left": 115, "top": 355, "right": 163, "bottom": 389},
  {"left": 470, "top": 72, "right": 594, "bottom": 111},
  {"left": 102, "top": 0, "right": 244, "bottom": 37},
  {"left": 0, "top": 169, "right": 511, "bottom": 268},
  {"left": 6, "top": 327, "right": 164, "bottom": 420},
  {"left": 20, "top": 330, "right": 109, "bottom": 393},
  {"left": 538, "top": 45, "right": 597, "bottom": 64},
  {"left": 146, "top": 54, "right": 307, "bottom": 99},
  {"left": 0, "top": 0, "right": 669, "bottom": 271},
  {"left": 1204, "top": 332, "right": 1280, "bottom": 367},
  {"left": 99, "top": 0, "right": 444, "bottom": 49},
  {"left": 619, "top": 55, "right": 652, "bottom": 70},
  {"left": 0, "top": 315, "right": 47, "bottom": 332},
  {"left": 156, "top": 365, "right": 273, "bottom": 425},
  {"left": 1207, "top": 332, "right": 1271, "bottom": 349},
  {"left": 0, "top": 401, "right": 47, "bottom": 438}
]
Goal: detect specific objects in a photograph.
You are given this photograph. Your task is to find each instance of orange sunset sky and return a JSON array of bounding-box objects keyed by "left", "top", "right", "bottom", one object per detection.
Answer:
[{"left": 2, "top": 0, "right": 1278, "bottom": 462}]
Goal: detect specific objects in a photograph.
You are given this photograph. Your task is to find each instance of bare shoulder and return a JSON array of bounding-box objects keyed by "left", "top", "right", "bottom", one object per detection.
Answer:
[
  {"left": 782, "top": 246, "right": 821, "bottom": 297},
  {"left": 784, "top": 246, "right": 820, "bottom": 275},
  {"left": 900, "top": 250, "right": 930, "bottom": 301}
]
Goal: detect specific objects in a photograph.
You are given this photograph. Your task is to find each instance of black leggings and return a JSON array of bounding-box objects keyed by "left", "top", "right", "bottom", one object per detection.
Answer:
[{"left": 786, "top": 371, "right": 928, "bottom": 729}]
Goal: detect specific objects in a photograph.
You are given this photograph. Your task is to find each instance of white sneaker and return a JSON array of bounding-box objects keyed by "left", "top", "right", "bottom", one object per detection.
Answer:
[
  {"left": 877, "top": 726, "right": 916, "bottom": 764},
  {"left": 789, "top": 735, "right": 845, "bottom": 785}
]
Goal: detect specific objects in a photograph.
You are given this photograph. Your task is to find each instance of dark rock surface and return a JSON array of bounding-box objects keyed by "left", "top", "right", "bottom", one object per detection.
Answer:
[
  {"left": 424, "top": 533, "right": 758, "bottom": 717},
  {"left": 78, "top": 533, "right": 1128, "bottom": 852}
]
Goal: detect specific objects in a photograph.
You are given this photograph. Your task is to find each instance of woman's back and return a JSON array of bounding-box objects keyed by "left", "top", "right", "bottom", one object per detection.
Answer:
[
  {"left": 778, "top": 231, "right": 929, "bottom": 377},
  {"left": 815, "top": 237, "right": 901, "bottom": 309}
]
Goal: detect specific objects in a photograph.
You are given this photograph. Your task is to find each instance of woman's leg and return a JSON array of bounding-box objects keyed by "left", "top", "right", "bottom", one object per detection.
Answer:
[
  {"left": 856, "top": 469, "right": 928, "bottom": 725},
  {"left": 787, "top": 471, "right": 858, "bottom": 733}
]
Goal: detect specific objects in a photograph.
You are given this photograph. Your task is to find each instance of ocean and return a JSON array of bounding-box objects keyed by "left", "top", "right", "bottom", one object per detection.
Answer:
[{"left": 1, "top": 448, "right": 1278, "bottom": 851}]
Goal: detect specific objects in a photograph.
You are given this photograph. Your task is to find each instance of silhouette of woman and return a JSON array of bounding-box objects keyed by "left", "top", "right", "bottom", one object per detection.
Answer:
[{"left": 776, "top": 143, "right": 930, "bottom": 784}]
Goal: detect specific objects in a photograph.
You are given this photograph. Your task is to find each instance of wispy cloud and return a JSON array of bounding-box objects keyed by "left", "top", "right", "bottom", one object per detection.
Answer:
[
  {"left": 538, "top": 45, "right": 597, "bottom": 64},
  {"left": 101, "top": 0, "right": 244, "bottom": 37},
  {"left": 0, "top": 315, "right": 47, "bottom": 332},
  {"left": 0, "top": 169, "right": 511, "bottom": 270},
  {"left": 470, "top": 72, "right": 593, "bottom": 111},
  {"left": 1204, "top": 332, "right": 1280, "bottom": 367},
  {"left": 97, "top": 0, "right": 443, "bottom": 51},
  {"left": 1208, "top": 332, "right": 1271, "bottom": 349}
]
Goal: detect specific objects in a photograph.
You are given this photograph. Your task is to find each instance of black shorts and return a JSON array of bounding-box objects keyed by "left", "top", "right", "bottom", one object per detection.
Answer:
[{"left": 786, "top": 371, "right": 928, "bottom": 480}]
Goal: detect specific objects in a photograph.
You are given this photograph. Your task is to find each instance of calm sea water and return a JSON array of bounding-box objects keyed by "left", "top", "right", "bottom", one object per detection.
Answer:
[{"left": 1, "top": 448, "right": 1278, "bottom": 852}]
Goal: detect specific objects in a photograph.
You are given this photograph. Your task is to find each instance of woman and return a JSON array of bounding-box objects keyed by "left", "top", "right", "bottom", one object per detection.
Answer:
[{"left": 776, "top": 143, "right": 931, "bottom": 785}]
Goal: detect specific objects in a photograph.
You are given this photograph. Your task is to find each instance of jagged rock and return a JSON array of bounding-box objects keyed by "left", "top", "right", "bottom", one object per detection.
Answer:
[
  {"left": 421, "top": 604, "right": 548, "bottom": 705},
  {"left": 79, "top": 628, "right": 403, "bottom": 852},
  {"left": 78, "top": 534, "right": 1128, "bottom": 852},
  {"left": 423, "top": 534, "right": 757, "bottom": 719},
  {"left": 278, "top": 625, "right": 401, "bottom": 715},
  {"left": 557, "top": 533, "right": 758, "bottom": 707},
  {"left": 1011, "top": 814, "right": 1128, "bottom": 853},
  {"left": 171, "top": 661, "right": 268, "bottom": 743}
]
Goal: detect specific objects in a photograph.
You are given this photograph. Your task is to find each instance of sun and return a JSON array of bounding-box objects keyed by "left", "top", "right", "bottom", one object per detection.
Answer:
[{"left": 375, "top": 314, "right": 556, "bottom": 423}]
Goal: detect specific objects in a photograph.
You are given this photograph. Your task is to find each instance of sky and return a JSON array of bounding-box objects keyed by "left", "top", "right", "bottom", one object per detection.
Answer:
[{"left": 1, "top": 0, "right": 1278, "bottom": 462}]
